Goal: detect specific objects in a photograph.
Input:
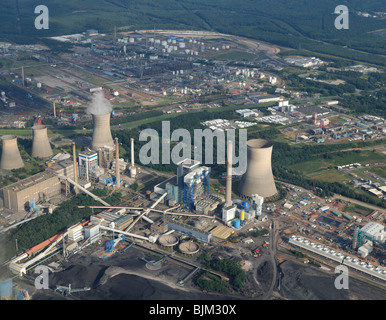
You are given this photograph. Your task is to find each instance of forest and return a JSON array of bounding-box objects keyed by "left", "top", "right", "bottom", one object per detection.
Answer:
[
  {"left": 1, "top": 191, "right": 122, "bottom": 260},
  {"left": 1, "top": 0, "right": 385, "bottom": 66},
  {"left": 195, "top": 255, "right": 246, "bottom": 293}
]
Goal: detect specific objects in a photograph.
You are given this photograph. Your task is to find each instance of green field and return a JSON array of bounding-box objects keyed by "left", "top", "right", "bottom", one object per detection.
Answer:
[
  {"left": 368, "top": 166, "right": 386, "bottom": 179},
  {"left": 291, "top": 150, "right": 386, "bottom": 175},
  {"left": 209, "top": 51, "right": 258, "bottom": 62},
  {"left": 343, "top": 203, "right": 373, "bottom": 216},
  {"left": 308, "top": 171, "right": 350, "bottom": 183}
]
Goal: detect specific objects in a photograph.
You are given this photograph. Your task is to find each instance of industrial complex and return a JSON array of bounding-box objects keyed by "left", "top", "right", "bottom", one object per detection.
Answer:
[{"left": 0, "top": 27, "right": 385, "bottom": 301}]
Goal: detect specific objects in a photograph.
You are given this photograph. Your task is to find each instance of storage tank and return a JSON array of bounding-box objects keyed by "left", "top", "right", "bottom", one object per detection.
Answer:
[
  {"left": 0, "top": 278, "right": 13, "bottom": 300},
  {"left": 31, "top": 125, "right": 53, "bottom": 158},
  {"left": 0, "top": 135, "right": 24, "bottom": 170},
  {"left": 242, "top": 201, "right": 250, "bottom": 212},
  {"left": 234, "top": 219, "right": 240, "bottom": 229},
  {"left": 238, "top": 139, "right": 277, "bottom": 199},
  {"left": 240, "top": 210, "right": 245, "bottom": 221}
]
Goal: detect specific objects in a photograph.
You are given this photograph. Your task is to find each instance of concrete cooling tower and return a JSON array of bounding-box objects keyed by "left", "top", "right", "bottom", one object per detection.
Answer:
[
  {"left": 0, "top": 135, "right": 24, "bottom": 170},
  {"left": 91, "top": 113, "right": 114, "bottom": 150},
  {"left": 31, "top": 125, "right": 53, "bottom": 158},
  {"left": 238, "top": 139, "right": 277, "bottom": 199}
]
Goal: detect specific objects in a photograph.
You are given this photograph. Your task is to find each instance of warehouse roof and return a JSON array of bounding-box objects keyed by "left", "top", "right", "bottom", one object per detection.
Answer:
[{"left": 2, "top": 171, "right": 58, "bottom": 192}]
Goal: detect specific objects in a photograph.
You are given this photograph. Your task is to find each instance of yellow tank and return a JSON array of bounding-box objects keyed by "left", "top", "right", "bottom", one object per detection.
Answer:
[{"left": 240, "top": 210, "right": 245, "bottom": 221}]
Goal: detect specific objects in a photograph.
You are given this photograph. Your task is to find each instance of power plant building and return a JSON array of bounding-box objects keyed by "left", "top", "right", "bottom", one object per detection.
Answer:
[
  {"left": 2, "top": 171, "right": 61, "bottom": 211},
  {"left": 98, "top": 146, "right": 115, "bottom": 169},
  {"left": 238, "top": 139, "right": 277, "bottom": 199},
  {"left": 78, "top": 150, "right": 102, "bottom": 181},
  {"left": 360, "top": 222, "right": 386, "bottom": 243},
  {"left": 168, "top": 220, "right": 212, "bottom": 243},
  {"left": 182, "top": 165, "right": 211, "bottom": 211},
  {"left": 251, "top": 194, "right": 264, "bottom": 217},
  {"left": 47, "top": 159, "right": 75, "bottom": 179},
  {"left": 154, "top": 159, "right": 211, "bottom": 212}
]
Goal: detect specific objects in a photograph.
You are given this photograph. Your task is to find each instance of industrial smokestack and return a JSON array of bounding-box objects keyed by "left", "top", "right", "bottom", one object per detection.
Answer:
[
  {"left": 238, "top": 139, "right": 277, "bottom": 199},
  {"left": 225, "top": 140, "right": 233, "bottom": 207},
  {"left": 31, "top": 125, "right": 53, "bottom": 158},
  {"left": 130, "top": 138, "right": 136, "bottom": 178},
  {"left": 72, "top": 142, "right": 79, "bottom": 194},
  {"left": 91, "top": 113, "right": 114, "bottom": 150},
  {"left": 21, "top": 66, "right": 25, "bottom": 87},
  {"left": 131, "top": 138, "right": 134, "bottom": 167},
  {"left": 0, "top": 135, "right": 24, "bottom": 170},
  {"left": 53, "top": 102, "right": 56, "bottom": 118},
  {"left": 115, "top": 137, "right": 121, "bottom": 188}
]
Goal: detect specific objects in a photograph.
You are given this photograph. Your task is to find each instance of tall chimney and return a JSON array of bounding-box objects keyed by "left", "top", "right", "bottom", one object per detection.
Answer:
[
  {"left": 130, "top": 138, "right": 136, "bottom": 178},
  {"left": 131, "top": 138, "right": 135, "bottom": 167},
  {"left": 115, "top": 137, "right": 121, "bottom": 188},
  {"left": 0, "top": 135, "right": 24, "bottom": 170},
  {"left": 21, "top": 66, "right": 25, "bottom": 87},
  {"left": 31, "top": 125, "right": 53, "bottom": 158},
  {"left": 225, "top": 140, "right": 233, "bottom": 207},
  {"left": 53, "top": 102, "right": 56, "bottom": 118},
  {"left": 72, "top": 142, "right": 79, "bottom": 194}
]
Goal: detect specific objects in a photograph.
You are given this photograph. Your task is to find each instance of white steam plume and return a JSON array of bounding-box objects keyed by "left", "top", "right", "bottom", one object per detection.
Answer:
[{"left": 87, "top": 91, "right": 112, "bottom": 115}]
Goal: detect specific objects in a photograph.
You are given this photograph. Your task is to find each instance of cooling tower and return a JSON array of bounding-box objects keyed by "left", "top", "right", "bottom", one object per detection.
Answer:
[
  {"left": 238, "top": 139, "right": 277, "bottom": 199},
  {"left": 91, "top": 113, "right": 114, "bottom": 150},
  {"left": 31, "top": 125, "right": 53, "bottom": 158},
  {"left": 0, "top": 135, "right": 24, "bottom": 170}
]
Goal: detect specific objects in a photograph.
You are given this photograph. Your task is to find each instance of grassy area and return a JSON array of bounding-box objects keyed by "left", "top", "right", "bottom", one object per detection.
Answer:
[
  {"left": 367, "top": 166, "right": 386, "bottom": 179},
  {"left": 291, "top": 150, "right": 386, "bottom": 175},
  {"left": 343, "top": 203, "right": 373, "bottom": 216},
  {"left": 0, "top": 129, "right": 32, "bottom": 136},
  {"left": 309, "top": 171, "right": 350, "bottom": 183},
  {"left": 0, "top": 129, "right": 58, "bottom": 136},
  {"left": 209, "top": 50, "right": 258, "bottom": 62}
]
